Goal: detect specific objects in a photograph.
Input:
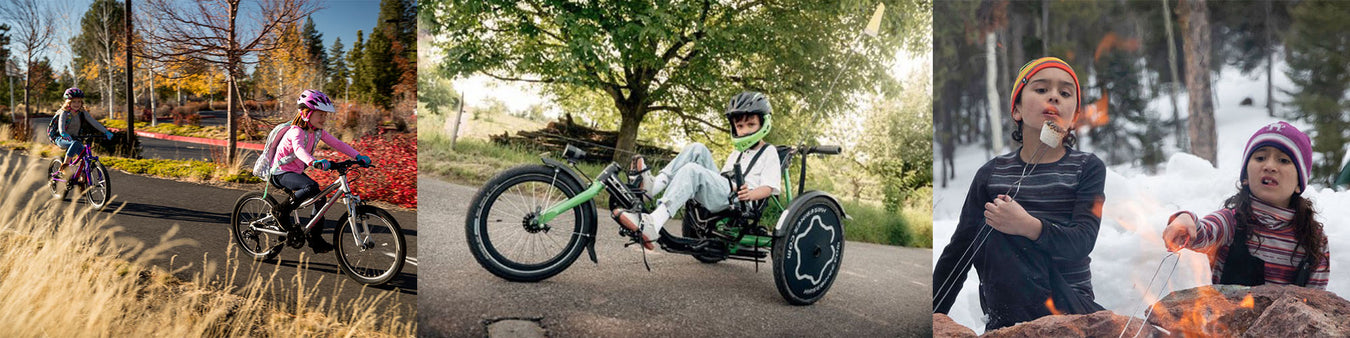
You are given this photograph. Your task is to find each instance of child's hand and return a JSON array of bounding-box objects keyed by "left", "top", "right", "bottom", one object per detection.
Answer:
[
  {"left": 736, "top": 185, "right": 770, "bottom": 201},
  {"left": 984, "top": 195, "right": 1042, "bottom": 240},
  {"left": 737, "top": 185, "right": 753, "bottom": 201},
  {"left": 1162, "top": 213, "right": 1197, "bottom": 252}
]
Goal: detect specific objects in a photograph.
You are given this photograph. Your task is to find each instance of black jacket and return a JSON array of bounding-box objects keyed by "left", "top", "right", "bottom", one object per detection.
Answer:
[{"left": 932, "top": 148, "right": 1106, "bottom": 330}]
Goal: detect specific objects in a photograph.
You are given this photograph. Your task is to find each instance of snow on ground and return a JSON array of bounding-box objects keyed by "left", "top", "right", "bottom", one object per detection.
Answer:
[{"left": 933, "top": 64, "right": 1350, "bottom": 333}]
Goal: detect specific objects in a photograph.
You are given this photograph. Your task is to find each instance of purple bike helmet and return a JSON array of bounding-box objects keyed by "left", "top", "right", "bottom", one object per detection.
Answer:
[
  {"left": 64, "top": 88, "right": 85, "bottom": 99},
  {"left": 296, "top": 89, "right": 336, "bottom": 119}
]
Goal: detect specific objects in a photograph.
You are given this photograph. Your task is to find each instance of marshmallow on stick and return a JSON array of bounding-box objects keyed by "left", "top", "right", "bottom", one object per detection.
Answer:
[{"left": 1039, "top": 106, "right": 1067, "bottom": 148}]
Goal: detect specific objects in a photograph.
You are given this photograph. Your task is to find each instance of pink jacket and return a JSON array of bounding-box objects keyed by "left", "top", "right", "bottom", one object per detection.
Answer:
[{"left": 271, "top": 126, "right": 360, "bottom": 175}]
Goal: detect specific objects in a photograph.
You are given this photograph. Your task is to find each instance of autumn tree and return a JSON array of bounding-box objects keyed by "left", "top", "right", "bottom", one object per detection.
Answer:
[
  {"left": 71, "top": 0, "right": 125, "bottom": 115},
  {"left": 1, "top": 0, "right": 58, "bottom": 139},
  {"left": 139, "top": 0, "right": 318, "bottom": 163}
]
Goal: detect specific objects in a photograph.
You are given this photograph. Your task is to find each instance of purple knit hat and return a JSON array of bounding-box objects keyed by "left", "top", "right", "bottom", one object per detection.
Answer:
[{"left": 1241, "top": 121, "right": 1313, "bottom": 192}]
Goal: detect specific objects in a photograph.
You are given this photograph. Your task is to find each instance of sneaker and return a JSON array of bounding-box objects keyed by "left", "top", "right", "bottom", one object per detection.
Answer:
[
  {"left": 614, "top": 209, "right": 660, "bottom": 250},
  {"left": 307, "top": 231, "right": 334, "bottom": 254},
  {"left": 628, "top": 156, "right": 657, "bottom": 198}
]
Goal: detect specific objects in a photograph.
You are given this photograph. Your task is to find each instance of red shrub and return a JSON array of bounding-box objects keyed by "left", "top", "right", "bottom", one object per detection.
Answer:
[{"left": 311, "top": 132, "right": 417, "bottom": 208}]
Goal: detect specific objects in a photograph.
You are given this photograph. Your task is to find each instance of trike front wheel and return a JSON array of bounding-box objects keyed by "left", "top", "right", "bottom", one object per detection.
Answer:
[{"left": 466, "top": 164, "right": 594, "bottom": 282}]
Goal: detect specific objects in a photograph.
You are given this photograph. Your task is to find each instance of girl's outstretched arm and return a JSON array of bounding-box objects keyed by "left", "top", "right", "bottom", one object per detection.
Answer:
[{"left": 319, "top": 130, "right": 361, "bottom": 158}]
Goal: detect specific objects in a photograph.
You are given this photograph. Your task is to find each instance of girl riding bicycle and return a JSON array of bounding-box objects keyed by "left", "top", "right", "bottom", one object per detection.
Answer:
[
  {"left": 269, "top": 89, "right": 370, "bottom": 253},
  {"left": 51, "top": 88, "right": 113, "bottom": 181}
]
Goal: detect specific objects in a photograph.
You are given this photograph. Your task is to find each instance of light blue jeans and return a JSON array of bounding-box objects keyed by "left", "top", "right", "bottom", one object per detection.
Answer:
[
  {"left": 55, "top": 137, "right": 83, "bottom": 159},
  {"left": 656, "top": 143, "right": 733, "bottom": 213}
]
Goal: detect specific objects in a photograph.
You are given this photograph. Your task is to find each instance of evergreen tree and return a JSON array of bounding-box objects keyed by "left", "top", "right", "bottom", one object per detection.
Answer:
[
  {"left": 301, "top": 16, "right": 326, "bottom": 78},
  {"left": 347, "top": 30, "right": 368, "bottom": 103},
  {"left": 325, "top": 37, "right": 348, "bottom": 98},
  {"left": 1284, "top": 0, "right": 1350, "bottom": 185},
  {"left": 361, "top": 0, "right": 414, "bottom": 109}
]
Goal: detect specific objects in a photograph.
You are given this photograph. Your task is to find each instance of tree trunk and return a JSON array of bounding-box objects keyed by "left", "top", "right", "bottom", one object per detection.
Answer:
[
  {"left": 1163, "top": 0, "right": 1186, "bottom": 151},
  {"left": 1179, "top": 0, "right": 1216, "bottom": 166},
  {"left": 124, "top": 0, "right": 134, "bottom": 150},
  {"left": 225, "top": 3, "right": 239, "bottom": 165},
  {"left": 1265, "top": 0, "right": 1274, "bottom": 117},
  {"left": 986, "top": 32, "right": 1004, "bottom": 153},
  {"left": 613, "top": 105, "right": 644, "bottom": 164}
]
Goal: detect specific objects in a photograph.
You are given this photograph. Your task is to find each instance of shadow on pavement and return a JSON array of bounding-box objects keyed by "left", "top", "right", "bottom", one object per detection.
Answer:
[
  {"left": 112, "top": 201, "right": 232, "bottom": 223},
  {"left": 272, "top": 259, "right": 418, "bottom": 295}
]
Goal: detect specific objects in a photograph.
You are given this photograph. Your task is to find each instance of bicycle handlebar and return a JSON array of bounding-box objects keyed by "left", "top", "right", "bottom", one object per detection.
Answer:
[
  {"left": 326, "top": 159, "right": 373, "bottom": 172},
  {"left": 805, "top": 145, "right": 842, "bottom": 155}
]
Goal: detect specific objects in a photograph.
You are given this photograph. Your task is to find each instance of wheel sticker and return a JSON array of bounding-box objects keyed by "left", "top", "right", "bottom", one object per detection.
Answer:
[{"left": 792, "top": 211, "right": 839, "bottom": 286}]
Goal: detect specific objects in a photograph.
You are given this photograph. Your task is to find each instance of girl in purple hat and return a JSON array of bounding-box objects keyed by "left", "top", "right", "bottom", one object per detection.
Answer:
[{"left": 1162, "top": 121, "right": 1330, "bottom": 289}]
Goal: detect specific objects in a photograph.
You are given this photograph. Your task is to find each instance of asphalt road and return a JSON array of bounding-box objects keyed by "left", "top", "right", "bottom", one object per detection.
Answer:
[
  {"left": 28, "top": 115, "right": 261, "bottom": 163},
  {"left": 4, "top": 152, "right": 417, "bottom": 318},
  {"left": 417, "top": 177, "right": 932, "bottom": 337}
]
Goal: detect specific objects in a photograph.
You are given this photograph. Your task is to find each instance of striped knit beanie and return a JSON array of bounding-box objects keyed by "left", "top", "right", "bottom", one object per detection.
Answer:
[
  {"left": 1009, "top": 57, "right": 1082, "bottom": 118},
  {"left": 1241, "top": 121, "right": 1313, "bottom": 192}
]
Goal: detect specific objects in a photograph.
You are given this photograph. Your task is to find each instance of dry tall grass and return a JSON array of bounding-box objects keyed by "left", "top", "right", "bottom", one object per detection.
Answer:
[{"left": 0, "top": 151, "right": 414, "bottom": 337}]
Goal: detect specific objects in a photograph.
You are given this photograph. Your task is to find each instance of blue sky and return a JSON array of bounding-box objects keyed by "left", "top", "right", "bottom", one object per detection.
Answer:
[{"left": 39, "top": 0, "right": 383, "bottom": 73}]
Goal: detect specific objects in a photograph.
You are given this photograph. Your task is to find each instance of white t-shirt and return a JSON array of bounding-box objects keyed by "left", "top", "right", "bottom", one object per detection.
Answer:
[{"left": 721, "top": 143, "right": 782, "bottom": 195}]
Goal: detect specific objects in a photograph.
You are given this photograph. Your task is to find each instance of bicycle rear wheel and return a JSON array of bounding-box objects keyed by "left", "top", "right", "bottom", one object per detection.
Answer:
[
  {"left": 85, "top": 161, "right": 111, "bottom": 210},
  {"left": 231, "top": 192, "right": 285, "bottom": 261},
  {"left": 333, "top": 205, "right": 406, "bottom": 285},
  {"left": 46, "top": 160, "right": 64, "bottom": 200}
]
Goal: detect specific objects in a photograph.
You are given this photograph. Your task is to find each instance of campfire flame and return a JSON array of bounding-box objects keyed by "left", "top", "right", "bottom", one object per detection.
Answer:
[
  {"left": 1240, "top": 294, "right": 1255, "bottom": 308},
  {"left": 1045, "top": 297, "right": 1063, "bottom": 316}
]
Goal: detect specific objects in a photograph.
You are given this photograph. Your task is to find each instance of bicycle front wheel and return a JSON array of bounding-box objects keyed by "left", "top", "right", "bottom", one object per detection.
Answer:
[
  {"left": 85, "top": 161, "right": 111, "bottom": 210},
  {"left": 333, "top": 205, "right": 406, "bottom": 285},
  {"left": 465, "top": 164, "right": 594, "bottom": 282}
]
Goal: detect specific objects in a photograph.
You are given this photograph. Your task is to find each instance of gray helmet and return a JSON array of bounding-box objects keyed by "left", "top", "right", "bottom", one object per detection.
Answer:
[{"left": 724, "top": 91, "right": 773, "bottom": 151}]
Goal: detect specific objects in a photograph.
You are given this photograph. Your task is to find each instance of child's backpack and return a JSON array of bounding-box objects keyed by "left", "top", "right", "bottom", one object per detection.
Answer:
[
  {"left": 251, "top": 122, "right": 322, "bottom": 178},
  {"left": 252, "top": 122, "right": 296, "bottom": 178},
  {"left": 47, "top": 111, "right": 76, "bottom": 142}
]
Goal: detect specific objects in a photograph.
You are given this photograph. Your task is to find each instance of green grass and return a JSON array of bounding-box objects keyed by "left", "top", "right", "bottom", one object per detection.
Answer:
[
  {"left": 418, "top": 131, "right": 609, "bottom": 186},
  {"left": 99, "top": 157, "right": 262, "bottom": 183},
  {"left": 836, "top": 200, "right": 932, "bottom": 248},
  {"left": 99, "top": 119, "right": 264, "bottom": 141}
]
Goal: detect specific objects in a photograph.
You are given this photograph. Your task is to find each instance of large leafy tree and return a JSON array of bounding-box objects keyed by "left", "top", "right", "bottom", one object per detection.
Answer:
[{"left": 430, "top": 0, "right": 928, "bottom": 162}]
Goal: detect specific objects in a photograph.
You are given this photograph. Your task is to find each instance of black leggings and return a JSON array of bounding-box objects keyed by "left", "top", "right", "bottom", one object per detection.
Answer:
[{"left": 271, "top": 172, "right": 321, "bottom": 203}]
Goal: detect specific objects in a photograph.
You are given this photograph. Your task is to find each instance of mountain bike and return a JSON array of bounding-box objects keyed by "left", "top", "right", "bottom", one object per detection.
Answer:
[
  {"left": 466, "top": 144, "right": 848, "bottom": 305},
  {"left": 229, "top": 160, "right": 407, "bottom": 285},
  {"left": 47, "top": 135, "right": 112, "bottom": 210}
]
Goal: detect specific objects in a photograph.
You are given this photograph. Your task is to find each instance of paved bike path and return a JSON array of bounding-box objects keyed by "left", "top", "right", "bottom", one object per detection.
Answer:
[
  {"left": 417, "top": 177, "right": 931, "bottom": 337},
  {"left": 5, "top": 152, "right": 417, "bottom": 318}
]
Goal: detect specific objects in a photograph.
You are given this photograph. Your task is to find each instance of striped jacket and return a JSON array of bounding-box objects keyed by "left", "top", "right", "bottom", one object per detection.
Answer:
[{"left": 1173, "top": 197, "right": 1331, "bottom": 289}]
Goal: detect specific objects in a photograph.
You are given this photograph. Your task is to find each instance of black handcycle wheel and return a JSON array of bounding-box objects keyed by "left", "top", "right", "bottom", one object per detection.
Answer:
[
  {"left": 771, "top": 196, "right": 845, "bottom": 305},
  {"left": 466, "top": 164, "right": 594, "bottom": 282}
]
